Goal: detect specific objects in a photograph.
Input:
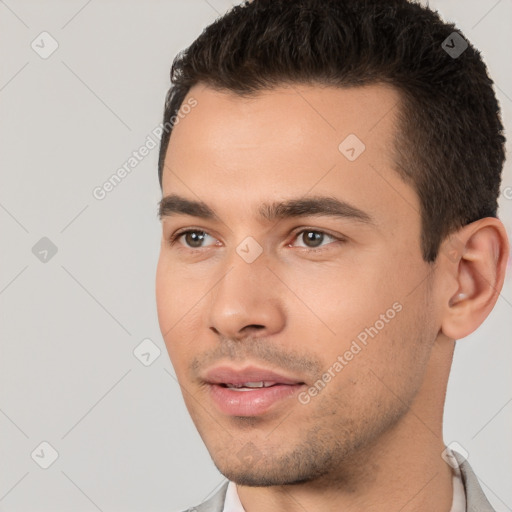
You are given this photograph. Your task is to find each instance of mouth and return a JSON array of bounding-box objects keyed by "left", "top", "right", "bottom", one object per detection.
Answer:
[
  {"left": 220, "top": 381, "right": 284, "bottom": 390},
  {"left": 203, "top": 365, "right": 307, "bottom": 416}
]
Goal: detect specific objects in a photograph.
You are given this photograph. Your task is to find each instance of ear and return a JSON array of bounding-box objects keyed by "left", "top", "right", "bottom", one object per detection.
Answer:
[{"left": 438, "top": 217, "right": 510, "bottom": 340}]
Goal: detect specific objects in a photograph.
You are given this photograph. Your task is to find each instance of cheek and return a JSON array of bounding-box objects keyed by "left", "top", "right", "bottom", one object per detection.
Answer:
[
  {"left": 346, "top": 291, "right": 434, "bottom": 397},
  {"left": 286, "top": 258, "right": 430, "bottom": 381},
  {"left": 312, "top": 306, "right": 430, "bottom": 429},
  {"left": 155, "top": 254, "right": 207, "bottom": 366},
  {"left": 156, "top": 256, "right": 186, "bottom": 358},
  {"left": 281, "top": 258, "right": 401, "bottom": 341},
  {"left": 156, "top": 255, "right": 199, "bottom": 329},
  {"left": 155, "top": 255, "right": 173, "bottom": 330}
]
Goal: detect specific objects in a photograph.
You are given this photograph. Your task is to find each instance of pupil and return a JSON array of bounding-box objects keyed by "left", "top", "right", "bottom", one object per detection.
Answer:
[{"left": 304, "top": 231, "right": 323, "bottom": 247}]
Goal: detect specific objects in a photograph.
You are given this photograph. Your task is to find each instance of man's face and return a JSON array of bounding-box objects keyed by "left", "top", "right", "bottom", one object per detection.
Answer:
[{"left": 156, "top": 83, "right": 443, "bottom": 485}]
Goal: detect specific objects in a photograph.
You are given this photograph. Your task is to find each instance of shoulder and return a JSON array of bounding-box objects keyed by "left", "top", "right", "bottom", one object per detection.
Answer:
[{"left": 178, "top": 481, "right": 230, "bottom": 512}]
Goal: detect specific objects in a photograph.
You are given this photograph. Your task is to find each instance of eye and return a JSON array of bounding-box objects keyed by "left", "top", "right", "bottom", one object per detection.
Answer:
[
  {"left": 170, "top": 229, "right": 218, "bottom": 249},
  {"left": 290, "top": 229, "right": 340, "bottom": 250}
]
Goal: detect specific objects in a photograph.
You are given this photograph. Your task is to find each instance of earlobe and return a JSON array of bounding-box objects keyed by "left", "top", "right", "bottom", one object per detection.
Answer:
[{"left": 440, "top": 218, "right": 509, "bottom": 341}]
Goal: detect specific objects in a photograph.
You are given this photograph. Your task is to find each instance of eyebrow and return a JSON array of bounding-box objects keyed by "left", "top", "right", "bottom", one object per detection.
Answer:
[{"left": 158, "top": 194, "right": 375, "bottom": 225}]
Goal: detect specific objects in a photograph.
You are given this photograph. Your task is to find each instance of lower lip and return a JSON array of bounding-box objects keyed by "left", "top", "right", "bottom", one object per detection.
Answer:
[{"left": 208, "top": 383, "right": 305, "bottom": 416}]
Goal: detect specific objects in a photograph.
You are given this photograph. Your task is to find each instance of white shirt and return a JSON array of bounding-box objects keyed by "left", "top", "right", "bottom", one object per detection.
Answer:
[{"left": 222, "top": 447, "right": 466, "bottom": 512}]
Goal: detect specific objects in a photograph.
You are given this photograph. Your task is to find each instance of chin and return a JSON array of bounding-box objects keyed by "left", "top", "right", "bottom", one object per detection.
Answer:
[
  {"left": 211, "top": 451, "right": 330, "bottom": 487},
  {"left": 216, "top": 467, "right": 313, "bottom": 487}
]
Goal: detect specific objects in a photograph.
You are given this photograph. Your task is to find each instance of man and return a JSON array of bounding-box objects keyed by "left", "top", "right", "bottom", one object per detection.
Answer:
[{"left": 155, "top": 0, "right": 509, "bottom": 510}]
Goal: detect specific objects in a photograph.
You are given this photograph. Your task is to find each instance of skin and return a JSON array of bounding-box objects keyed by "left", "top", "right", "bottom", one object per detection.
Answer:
[{"left": 155, "top": 83, "right": 509, "bottom": 512}]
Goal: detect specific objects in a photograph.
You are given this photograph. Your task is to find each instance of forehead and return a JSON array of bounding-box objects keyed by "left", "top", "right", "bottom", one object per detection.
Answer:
[
  {"left": 161, "top": 82, "right": 417, "bottom": 229},
  {"left": 164, "top": 82, "right": 401, "bottom": 171},
  {"left": 168, "top": 82, "right": 401, "bottom": 152}
]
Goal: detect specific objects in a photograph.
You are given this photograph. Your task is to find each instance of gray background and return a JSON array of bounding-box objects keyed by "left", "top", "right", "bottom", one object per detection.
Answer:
[{"left": 0, "top": 1, "right": 511, "bottom": 511}]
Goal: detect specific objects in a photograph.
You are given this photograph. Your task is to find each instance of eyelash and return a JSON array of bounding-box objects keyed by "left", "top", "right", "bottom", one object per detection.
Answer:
[{"left": 167, "top": 227, "right": 346, "bottom": 253}]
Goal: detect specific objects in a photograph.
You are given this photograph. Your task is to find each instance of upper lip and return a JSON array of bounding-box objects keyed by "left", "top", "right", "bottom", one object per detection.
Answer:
[{"left": 203, "top": 365, "right": 305, "bottom": 386}]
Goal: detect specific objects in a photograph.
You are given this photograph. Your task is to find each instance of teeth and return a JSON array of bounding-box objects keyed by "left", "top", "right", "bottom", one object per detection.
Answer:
[{"left": 226, "top": 381, "right": 276, "bottom": 389}]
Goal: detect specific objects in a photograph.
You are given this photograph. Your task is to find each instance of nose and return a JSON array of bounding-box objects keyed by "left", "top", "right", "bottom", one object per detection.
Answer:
[{"left": 207, "top": 252, "right": 286, "bottom": 341}]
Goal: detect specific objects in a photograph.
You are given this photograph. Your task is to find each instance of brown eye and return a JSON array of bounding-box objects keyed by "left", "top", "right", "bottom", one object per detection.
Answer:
[
  {"left": 301, "top": 231, "right": 325, "bottom": 248},
  {"left": 170, "top": 230, "right": 216, "bottom": 249},
  {"left": 292, "top": 230, "right": 339, "bottom": 250},
  {"left": 183, "top": 231, "right": 207, "bottom": 248}
]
